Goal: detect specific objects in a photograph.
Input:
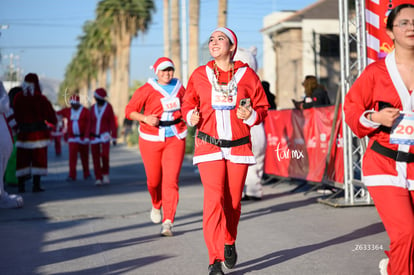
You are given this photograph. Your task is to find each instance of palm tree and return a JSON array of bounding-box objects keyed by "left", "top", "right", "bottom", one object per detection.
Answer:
[
  {"left": 85, "top": 18, "right": 114, "bottom": 90},
  {"left": 96, "top": 0, "right": 155, "bottom": 126},
  {"left": 188, "top": 0, "right": 200, "bottom": 76}
]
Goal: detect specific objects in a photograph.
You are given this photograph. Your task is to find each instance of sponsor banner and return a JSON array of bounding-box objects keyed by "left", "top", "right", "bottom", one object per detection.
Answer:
[{"left": 264, "top": 106, "right": 344, "bottom": 184}]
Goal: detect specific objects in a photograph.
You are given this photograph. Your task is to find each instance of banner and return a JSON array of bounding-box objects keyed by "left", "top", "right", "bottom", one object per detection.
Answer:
[
  {"left": 264, "top": 106, "right": 344, "bottom": 184},
  {"left": 365, "top": 0, "right": 407, "bottom": 63}
]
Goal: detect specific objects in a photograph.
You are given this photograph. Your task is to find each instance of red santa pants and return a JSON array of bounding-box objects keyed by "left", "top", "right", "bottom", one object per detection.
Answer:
[
  {"left": 198, "top": 159, "right": 248, "bottom": 264},
  {"left": 91, "top": 142, "right": 110, "bottom": 180},
  {"left": 368, "top": 186, "right": 414, "bottom": 275},
  {"left": 53, "top": 136, "right": 62, "bottom": 156},
  {"left": 68, "top": 142, "right": 90, "bottom": 180},
  {"left": 16, "top": 147, "right": 48, "bottom": 177},
  {"left": 139, "top": 137, "right": 185, "bottom": 223}
]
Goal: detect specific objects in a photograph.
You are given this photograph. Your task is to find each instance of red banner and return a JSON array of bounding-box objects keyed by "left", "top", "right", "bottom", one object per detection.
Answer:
[{"left": 264, "top": 106, "right": 344, "bottom": 184}]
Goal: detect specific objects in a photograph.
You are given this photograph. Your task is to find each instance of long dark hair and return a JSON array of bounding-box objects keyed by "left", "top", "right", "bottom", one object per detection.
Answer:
[{"left": 386, "top": 3, "right": 414, "bottom": 30}]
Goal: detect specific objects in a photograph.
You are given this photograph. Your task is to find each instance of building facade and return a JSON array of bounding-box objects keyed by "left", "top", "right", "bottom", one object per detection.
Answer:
[{"left": 261, "top": 0, "right": 341, "bottom": 109}]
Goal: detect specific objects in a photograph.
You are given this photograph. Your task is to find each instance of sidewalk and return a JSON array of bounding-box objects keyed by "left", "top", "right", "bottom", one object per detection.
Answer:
[{"left": 0, "top": 142, "right": 388, "bottom": 275}]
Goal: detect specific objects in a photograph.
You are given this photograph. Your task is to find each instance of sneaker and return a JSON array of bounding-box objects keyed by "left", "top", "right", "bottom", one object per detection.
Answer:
[
  {"left": 223, "top": 244, "right": 237, "bottom": 269},
  {"left": 102, "top": 175, "right": 110, "bottom": 184},
  {"left": 95, "top": 179, "right": 102, "bottom": 186},
  {"left": 208, "top": 260, "right": 224, "bottom": 275},
  {"left": 379, "top": 258, "right": 389, "bottom": 275},
  {"left": 0, "top": 192, "right": 24, "bottom": 208},
  {"left": 66, "top": 176, "right": 76, "bottom": 182},
  {"left": 150, "top": 207, "right": 161, "bottom": 224},
  {"left": 160, "top": 219, "right": 173, "bottom": 236}
]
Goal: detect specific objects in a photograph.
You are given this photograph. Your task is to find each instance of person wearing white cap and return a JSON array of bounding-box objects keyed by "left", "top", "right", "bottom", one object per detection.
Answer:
[
  {"left": 0, "top": 81, "right": 23, "bottom": 208},
  {"left": 233, "top": 46, "right": 266, "bottom": 201},
  {"left": 125, "top": 57, "right": 187, "bottom": 237},
  {"left": 182, "top": 27, "right": 269, "bottom": 274},
  {"left": 90, "top": 88, "right": 117, "bottom": 186},
  {"left": 57, "top": 94, "right": 91, "bottom": 182},
  {"left": 13, "top": 73, "right": 57, "bottom": 193}
]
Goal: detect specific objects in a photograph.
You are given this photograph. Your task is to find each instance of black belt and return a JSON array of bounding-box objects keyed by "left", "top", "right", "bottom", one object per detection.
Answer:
[
  {"left": 197, "top": 131, "right": 250, "bottom": 148},
  {"left": 371, "top": 141, "right": 414, "bottom": 163},
  {"left": 19, "top": 122, "right": 48, "bottom": 133},
  {"left": 159, "top": 118, "right": 182, "bottom": 127}
]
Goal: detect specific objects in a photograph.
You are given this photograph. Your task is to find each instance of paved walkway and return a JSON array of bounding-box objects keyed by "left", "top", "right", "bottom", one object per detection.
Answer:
[{"left": 0, "top": 142, "right": 388, "bottom": 275}]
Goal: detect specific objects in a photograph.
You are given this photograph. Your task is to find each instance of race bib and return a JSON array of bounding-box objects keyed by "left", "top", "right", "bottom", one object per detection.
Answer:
[
  {"left": 211, "top": 86, "right": 237, "bottom": 110},
  {"left": 161, "top": 97, "right": 180, "bottom": 112},
  {"left": 390, "top": 112, "right": 414, "bottom": 145}
]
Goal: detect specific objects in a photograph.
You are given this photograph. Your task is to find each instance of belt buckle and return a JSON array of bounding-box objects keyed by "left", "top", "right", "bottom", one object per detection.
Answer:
[{"left": 396, "top": 151, "right": 409, "bottom": 162}]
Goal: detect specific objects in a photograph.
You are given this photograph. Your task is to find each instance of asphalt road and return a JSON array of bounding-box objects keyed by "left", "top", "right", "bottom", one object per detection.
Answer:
[{"left": 0, "top": 142, "right": 388, "bottom": 275}]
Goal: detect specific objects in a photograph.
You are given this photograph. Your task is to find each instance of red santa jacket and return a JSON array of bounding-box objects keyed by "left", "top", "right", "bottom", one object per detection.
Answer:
[
  {"left": 57, "top": 106, "right": 90, "bottom": 144},
  {"left": 13, "top": 90, "right": 57, "bottom": 148},
  {"left": 89, "top": 102, "right": 117, "bottom": 144},
  {"left": 182, "top": 60, "right": 269, "bottom": 164},
  {"left": 125, "top": 78, "right": 187, "bottom": 142},
  {"left": 344, "top": 51, "right": 414, "bottom": 189}
]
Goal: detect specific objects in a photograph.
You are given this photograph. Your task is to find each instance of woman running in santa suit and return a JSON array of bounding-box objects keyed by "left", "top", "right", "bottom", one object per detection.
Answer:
[
  {"left": 181, "top": 27, "right": 269, "bottom": 275},
  {"left": 125, "top": 57, "right": 187, "bottom": 237},
  {"left": 344, "top": 3, "right": 414, "bottom": 275}
]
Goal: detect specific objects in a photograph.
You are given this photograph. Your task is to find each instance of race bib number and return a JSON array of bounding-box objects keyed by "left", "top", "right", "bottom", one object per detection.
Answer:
[
  {"left": 161, "top": 97, "right": 180, "bottom": 112},
  {"left": 211, "top": 86, "right": 237, "bottom": 110},
  {"left": 390, "top": 112, "right": 414, "bottom": 145}
]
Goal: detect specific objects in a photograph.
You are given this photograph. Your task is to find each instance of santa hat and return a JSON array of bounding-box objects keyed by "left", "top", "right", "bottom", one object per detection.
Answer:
[
  {"left": 211, "top": 27, "right": 238, "bottom": 59},
  {"left": 94, "top": 88, "right": 107, "bottom": 99},
  {"left": 151, "top": 57, "right": 175, "bottom": 74},
  {"left": 70, "top": 94, "right": 80, "bottom": 104}
]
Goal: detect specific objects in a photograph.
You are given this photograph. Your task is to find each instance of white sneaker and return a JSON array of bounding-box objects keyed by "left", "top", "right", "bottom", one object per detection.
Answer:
[
  {"left": 150, "top": 207, "right": 161, "bottom": 224},
  {"left": 102, "top": 175, "right": 110, "bottom": 184},
  {"left": 379, "top": 258, "right": 389, "bottom": 275},
  {"left": 0, "top": 192, "right": 24, "bottom": 208},
  {"left": 95, "top": 179, "right": 102, "bottom": 186},
  {"left": 161, "top": 219, "right": 173, "bottom": 236}
]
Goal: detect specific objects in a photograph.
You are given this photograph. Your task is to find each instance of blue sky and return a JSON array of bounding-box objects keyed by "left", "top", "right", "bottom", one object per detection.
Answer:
[{"left": 0, "top": 0, "right": 316, "bottom": 83}]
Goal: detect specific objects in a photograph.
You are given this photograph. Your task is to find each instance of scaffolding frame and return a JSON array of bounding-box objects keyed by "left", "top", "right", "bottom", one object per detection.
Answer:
[{"left": 318, "top": 0, "right": 373, "bottom": 207}]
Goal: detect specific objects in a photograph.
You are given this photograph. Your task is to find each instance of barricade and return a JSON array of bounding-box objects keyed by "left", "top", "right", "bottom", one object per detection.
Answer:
[{"left": 264, "top": 105, "right": 344, "bottom": 186}]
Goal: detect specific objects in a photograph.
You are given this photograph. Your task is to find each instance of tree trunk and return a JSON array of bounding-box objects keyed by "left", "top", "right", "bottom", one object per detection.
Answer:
[
  {"left": 112, "top": 17, "right": 131, "bottom": 129},
  {"left": 218, "top": 0, "right": 227, "bottom": 27},
  {"left": 80, "top": 84, "right": 89, "bottom": 107},
  {"left": 171, "top": 0, "right": 181, "bottom": 80},
  {"left": 117, "top": 36, "right": 131, "bottom": 128},
  {"left": 97, "top": 59, "right": 107, "bottom": 90},
  {"left": 163, "top": 0, "right": 170, "bottom": 57},
  {"left": 188, "top": 0, "right": 200, "bottom": 76}
]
